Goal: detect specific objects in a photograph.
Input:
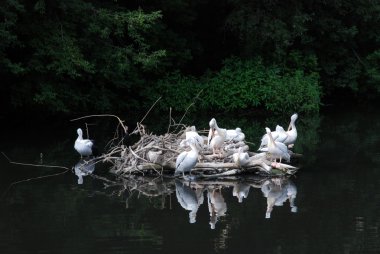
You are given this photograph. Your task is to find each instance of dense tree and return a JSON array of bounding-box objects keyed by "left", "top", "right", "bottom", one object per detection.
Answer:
[
  {"left": 1, "top": 0, "right": 380, "bottom": 115},
  {"left": 225, "top": 0, "right": 380, "bottom": 95},
  {"left": 1, "top": 0, "right": 166, "bottom": 113}
]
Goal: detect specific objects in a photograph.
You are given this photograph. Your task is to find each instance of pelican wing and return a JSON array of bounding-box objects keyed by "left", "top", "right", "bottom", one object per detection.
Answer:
[
  {"left": 83, "top": 140, "right": 94, "bottom": 148},
  {"left": 259, "top": 132, "right": 280, "bottom": 149},
  {"left": 226, "top": 129, "right": 237, "bottom": 141},
  {"left": 275, "top": 141, "right": 290, "bottom": 161},
  {"left": 175, "top": 151, "right": 188, "bottom": 172}
]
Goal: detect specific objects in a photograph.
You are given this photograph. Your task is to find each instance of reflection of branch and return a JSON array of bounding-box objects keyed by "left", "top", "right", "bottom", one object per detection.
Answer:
[
  {"left": 99, "top": 175, "right": 290, "bottom": 200},
  {"left": 1, "top": 152, "right": 71, "bottom": 199},
  {"left": 103, "top": 176, "right": 175, "bottom": 200},
  {"left": 2, "top": 152, "right": 70, "bottom": 170}
]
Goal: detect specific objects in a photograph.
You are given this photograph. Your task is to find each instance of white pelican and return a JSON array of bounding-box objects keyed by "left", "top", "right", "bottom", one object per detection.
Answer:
[
  {"left": 208, "top": 118, "right": 227, "bottom": 157},
  {"left": 259, "top": 125, "right": 287, "bottom": 150},
  {"left": 265, "top": 127, "right": 290, "bottom": 163},
  {"left": 283, "top": 113, "right": 298, "bottom": 147},
  {"left": 74, "top": 128, "right": 95, "bottom": 157},
  {"left": 184, "top": 126, "right": 204, "bottom": 150},
  {"left": 175, "top": 137, "right": 200, "bottom": 177},
  {"left": 226, "top": 128, "right": 245, "bottom": 142},
  {"left": 232, "top": 147, "right": 250, "bottom": 167}
]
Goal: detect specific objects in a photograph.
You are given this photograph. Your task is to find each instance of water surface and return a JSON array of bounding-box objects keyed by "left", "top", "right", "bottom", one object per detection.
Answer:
[{"left": 0, "top": 107, "right": 379, "bottom": 254}]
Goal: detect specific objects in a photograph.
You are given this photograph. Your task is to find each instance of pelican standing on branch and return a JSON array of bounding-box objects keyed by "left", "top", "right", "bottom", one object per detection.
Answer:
[
  {"left": 283, "top": 113, "right": 298, "bottom": 148},
  {"left": 74, "top": 128, "right": 95, "bottom": 158},
  {"left": 265, "top": 127, "right": 290, "bottom": 164},
  {"left": 175, "top": 137, "right": 200, "bottom": 177},
  {"left": 233, "top": 147, "right": 250, "bottom": 167},
  {"left": 259, "top": 125, "right": 287, "bottom": 150},
  {"left": 208, "top": 118, "right": 227, "bottom": 157}
]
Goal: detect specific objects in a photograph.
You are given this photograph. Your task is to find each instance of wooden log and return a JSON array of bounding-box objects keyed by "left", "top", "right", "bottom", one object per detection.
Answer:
[{"left": 200, "top": 169, "right": 242, "bottom": 178}]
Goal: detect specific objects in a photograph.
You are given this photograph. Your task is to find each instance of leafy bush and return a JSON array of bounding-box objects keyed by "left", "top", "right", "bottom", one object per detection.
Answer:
[{"left": 147, "top": 57, "right": 321, "bottom": 113}]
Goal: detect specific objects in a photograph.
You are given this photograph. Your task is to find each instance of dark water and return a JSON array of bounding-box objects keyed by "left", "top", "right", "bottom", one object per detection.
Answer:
[{"left": 0, "top": 107, "right": 380, "bottom": 254}]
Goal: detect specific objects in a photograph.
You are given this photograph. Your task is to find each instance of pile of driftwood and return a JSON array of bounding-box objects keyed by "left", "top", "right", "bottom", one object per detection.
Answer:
[{"left": 94, "top": 117, "right": 298, "bottom": 178}]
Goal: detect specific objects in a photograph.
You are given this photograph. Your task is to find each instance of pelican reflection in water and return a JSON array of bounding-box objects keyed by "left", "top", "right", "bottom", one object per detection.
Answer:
[
  {"left": 74, "top": 159, "right": 95, "bottom": 184},
  {"left": 175, "top": 180, "right": 205, "bottom": 223},
  {"left": 232, "top": 182, "right": 251, "bottom": 203},
  {"left": 261, "top": 178, "right": 297, "bottom": 219},
  {"left": 112, "top": 176, "right": 298, "bottom": 227},
  {"left": 207, "top": 187, "right": 227, "bottom": 229}
]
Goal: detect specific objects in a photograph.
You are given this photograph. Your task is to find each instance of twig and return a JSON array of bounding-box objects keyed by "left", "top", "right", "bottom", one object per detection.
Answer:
[
  {"left": 131, "top": 96, "right": 162, "bottom": 135},
  {"left": 167, "top": 107, "right": 172, "bottom": 134},
  {"left": 70, "top": 114, "right": 128, "bottom": 135},
  {"left": 172, "top": 89, "right": 203, "bottom": 133}
]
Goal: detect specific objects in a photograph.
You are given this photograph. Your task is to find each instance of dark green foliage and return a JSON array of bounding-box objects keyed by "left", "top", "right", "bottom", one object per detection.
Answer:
[
  {"left": 0, "top": 0, "right": 24, "bottom": 74},
  {"left": 366, "top": 50, "right": 380, "bottom": 93},
  {"left": 225, "top": 0, "right": 380, "bottom": 97},
  {"left": 2, "top": 0, "right": 380, "bottom": 115},
  {"left": 1, "top": 0, "right": 166, "bottom": 113},
  {"left": 148, "top": 57, "right": 320, "bottom": 113}
]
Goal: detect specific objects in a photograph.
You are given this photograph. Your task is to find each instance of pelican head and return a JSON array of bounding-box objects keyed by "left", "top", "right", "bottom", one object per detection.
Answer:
[
  {"left": 288, "top": 113, "right": 299, "bottom": 131},
  {"left": 209, "top": 118, "right": 217, "bottom": 128},
  {"left": 77, "top": 128, "right": 83, "bottom": 137},
  {"left": 189, "top": 126, "right": 196, "bottom": 132},
  {"left": 236, "top": 128, "right": 242, "bottom": 133},
  {"left": 291, "top": 113, "right": 298, "bottom": 122}
]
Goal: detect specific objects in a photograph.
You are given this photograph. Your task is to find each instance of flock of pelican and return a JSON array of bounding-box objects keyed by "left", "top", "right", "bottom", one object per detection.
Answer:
[
  {"left": 174, "top": 113, "right": 298, "bottom": 177},
  {"left": 73, "top": 113, "right": 298, "bottom": 178}
]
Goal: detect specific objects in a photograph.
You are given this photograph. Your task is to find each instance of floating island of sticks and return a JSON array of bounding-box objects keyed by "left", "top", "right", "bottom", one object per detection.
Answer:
[{"left": 82, "top": 111, "right": 300, "bottom": 179}]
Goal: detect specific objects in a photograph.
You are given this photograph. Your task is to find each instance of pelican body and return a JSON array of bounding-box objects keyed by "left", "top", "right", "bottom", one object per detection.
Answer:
[
  {"left": 208, "top": 118, "right": 227, "bottom": 157},
  {"left": 233, "top": 147, "right": 250, "bottom": 167},
  {"left": 184, "top": 126, "right": 204, "bottom": 150},
  {"left": 259, "top": 125, "right": 287, "bottom": 150},
  {"left": 283, "top": 113, "right": 298, "bottom": 146},
  {"left": 74, "top": 128, "right": 94, "bottom": 157},
  {"left": 226, "top": 128, "right": 245, "bottom": 142},
  {"left": 259, "top": 113, "right": 299, "bottom": 149},
  {"left": 265, "top": 127, "right": 290, "bottom": 163},
  {"left": 175, "top": 138, "right": 200, "bottom": 177}
]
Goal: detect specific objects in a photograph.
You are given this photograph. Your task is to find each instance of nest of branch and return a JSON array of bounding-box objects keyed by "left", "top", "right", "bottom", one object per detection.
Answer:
[{"left": 98, "top": 121, "right": 298, "bottom": 178}]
